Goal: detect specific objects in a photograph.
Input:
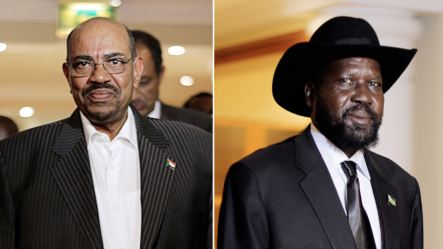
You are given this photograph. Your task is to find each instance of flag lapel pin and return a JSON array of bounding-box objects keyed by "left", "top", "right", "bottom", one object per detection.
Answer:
[
  {"left": 165, "top": 158, "right": 176, "bottom": 170},
  {"left": 387, "top": 194, "right": 396, "bottom": 207}
]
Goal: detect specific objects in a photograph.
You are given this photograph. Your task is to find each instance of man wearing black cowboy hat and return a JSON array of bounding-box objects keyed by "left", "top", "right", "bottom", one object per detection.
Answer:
[{"left": 218, "top": 16, "right": 423, "bottom": 249}]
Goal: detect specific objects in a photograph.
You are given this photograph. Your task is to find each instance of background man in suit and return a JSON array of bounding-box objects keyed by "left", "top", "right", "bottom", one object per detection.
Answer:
[
  {"left": 183, "top": 92, "right": 213, "bottom": 116},
  {"left": 130, "top": 30, "right": 212, "bottom": 132},
  {"left": 0, "top": 17, "right": 212, "bottom": 249},
  {"left": 0, "top": 115, "right": 18, "bottom": 140},
  {"left": 218, "top": 16, "right": 423, "bottom": 249}
]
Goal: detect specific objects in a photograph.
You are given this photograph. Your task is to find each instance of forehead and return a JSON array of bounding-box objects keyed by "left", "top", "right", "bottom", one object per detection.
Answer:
[
  {"left": 68, "top": 20, "right": 130, "bottom": 59},
  {"left": 136, "top": 44, "right": 154, "bottom": 62},
  {"left": 321, "top": 57, "right": 382, "bottom": 75},
  {"left": 136, "top": 44, "right": 155, "bottom": 70}
]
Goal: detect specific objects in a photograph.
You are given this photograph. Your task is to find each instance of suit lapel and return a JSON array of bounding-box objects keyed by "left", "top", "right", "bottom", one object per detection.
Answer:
[
  {"left": 365, "top": 151, "right": 400, "bottom": 249},
  {"left": 295, "top": 129, "right": 357, "bottom": 249},
  {"left": 134, "top": 109, "right": 175, "bottom": 249},
  {"left": 159, "top": 102, "right": 170, "bottom": 120},
  {"left": 51, "top": 110, "right": 103, "bottom": 249}
]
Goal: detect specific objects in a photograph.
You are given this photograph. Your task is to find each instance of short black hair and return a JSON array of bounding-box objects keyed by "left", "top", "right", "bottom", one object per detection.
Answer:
[
  {"left": 0, "top": 115, "right": 18, "bottom": 136},
  {"left": 131, "top": 30, "right": 163, "bottom": 75},
  {"left": 183, "top": 92, "right": 213, "bottom": 108}
]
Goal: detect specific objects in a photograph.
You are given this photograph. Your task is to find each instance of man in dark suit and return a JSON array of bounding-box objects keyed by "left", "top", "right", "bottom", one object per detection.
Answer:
[
  {"left": 130, "top": 30, "right": 212, "bottom": 132},
  {"left": 0, "top": 17, "right": 211, "bottom": 249},
  {"left": 218, "top": 16, "right": 423, "bottom": 249}
]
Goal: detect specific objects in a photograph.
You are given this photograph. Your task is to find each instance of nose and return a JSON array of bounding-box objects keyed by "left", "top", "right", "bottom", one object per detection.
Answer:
[
  {"left": 90, "top": 63, "right": 110, "bottom": 83},
  {"left": 351, "top": 81, "right": 372, "bottom": 105}
]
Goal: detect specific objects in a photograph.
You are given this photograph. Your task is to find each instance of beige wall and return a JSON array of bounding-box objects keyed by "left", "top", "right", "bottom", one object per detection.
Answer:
[
  {"left": 214, "top": 51, "right": 311, "bottom": 241},
  {"left": 414, "top": 14, "right": 443, "bottom": 248},
  {"left": 215, "top": 52, "right": 310, "bottom": 128}
]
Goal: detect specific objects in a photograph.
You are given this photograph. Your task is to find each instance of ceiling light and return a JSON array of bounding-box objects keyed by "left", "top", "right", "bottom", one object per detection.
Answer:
[
  {"left": 110, "top": 0, "right": 122, "bottom": 7},
  {"left": 0, "top": 42, "right": 7, "bottom": 52},
  {"left": 180, "top": 75, "right": 194, "bottom": 87},
  {"left": 168, "top": 45, "right": 186, "bottom": 56},
  {"left": 19, "top": 106, "right": 35, "bottom": 118}
]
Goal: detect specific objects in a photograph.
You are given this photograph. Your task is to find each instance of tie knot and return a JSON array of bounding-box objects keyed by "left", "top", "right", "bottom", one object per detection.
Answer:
[{"left": 341, "top": 160, "right": 357, "bottom": 179}]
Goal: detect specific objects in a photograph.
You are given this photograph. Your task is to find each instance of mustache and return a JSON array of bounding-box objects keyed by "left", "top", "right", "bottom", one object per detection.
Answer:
[
  {"left": 342, "top": 103, "right": 377, "bottom": 120},
  {"left": 82, "top": 83, "right": 120, "bottom": 97}
]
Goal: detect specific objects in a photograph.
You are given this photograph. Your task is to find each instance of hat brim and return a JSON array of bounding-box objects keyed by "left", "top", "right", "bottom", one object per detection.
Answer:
[{"left": 272, "top": 42, "right": 417, "bottom": 117}]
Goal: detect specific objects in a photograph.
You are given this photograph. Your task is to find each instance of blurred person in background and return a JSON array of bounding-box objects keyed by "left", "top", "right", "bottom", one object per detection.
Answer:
[
  {"left": 0, "top": 115, "right": 18, "bottom": 140},
  {"left": 183, "top": 92, "right": 213, "bottom": 116},
  {"left": 131, "top": 30, "right": 212, "bottom": 132}
]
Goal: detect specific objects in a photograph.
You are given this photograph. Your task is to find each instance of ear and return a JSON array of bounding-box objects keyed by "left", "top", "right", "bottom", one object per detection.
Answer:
[
  {"left": 158, "top": 65, "right": 165, "bottom": 84},
  {"left": 133, "top": 57, "right": 144, "bottom": 88},
  {"left": 62, "top": 62, "right": 73, "bottom": 92},
  {"left": 62, "top": 62, "right": 69, "bottom": 80},
  {"left": 305, "top": 82, "right": 315, "bottom": 108}
]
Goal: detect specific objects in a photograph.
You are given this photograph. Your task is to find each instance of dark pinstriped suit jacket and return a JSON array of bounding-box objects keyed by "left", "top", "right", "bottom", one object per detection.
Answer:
[{"left": 0, "top": 108, "right": 212, "bottom": 249}]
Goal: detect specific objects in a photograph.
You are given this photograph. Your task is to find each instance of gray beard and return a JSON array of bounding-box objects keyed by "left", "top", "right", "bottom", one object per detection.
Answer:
[{"left": 314, "top": 101, "right": 382, "bottom": 150}]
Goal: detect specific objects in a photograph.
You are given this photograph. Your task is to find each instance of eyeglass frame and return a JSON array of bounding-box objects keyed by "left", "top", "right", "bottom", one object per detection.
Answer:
[{"left": 67, "top": 55, "right": 135, "bottom": 77}]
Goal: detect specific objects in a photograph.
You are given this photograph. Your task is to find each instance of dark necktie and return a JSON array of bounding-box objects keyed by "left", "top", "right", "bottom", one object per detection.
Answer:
[{"left": 341, "top": 161, "right": 376, "bottom": 249}]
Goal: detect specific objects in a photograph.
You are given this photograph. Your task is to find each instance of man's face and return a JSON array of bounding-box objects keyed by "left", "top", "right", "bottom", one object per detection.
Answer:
[
  {"left": 308, "top": 57, "right": 384, "bottom": 151},
  {"left": 62, "top": 20, "right": 142, "bottom": 125},
  {"left": 131, "top": 44, "right": 163, "bottom": 117}
]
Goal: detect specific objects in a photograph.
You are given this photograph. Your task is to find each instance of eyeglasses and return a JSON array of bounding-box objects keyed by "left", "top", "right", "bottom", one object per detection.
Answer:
[{"left": 68, "top": 57, "right": 134, "bottom": 77}]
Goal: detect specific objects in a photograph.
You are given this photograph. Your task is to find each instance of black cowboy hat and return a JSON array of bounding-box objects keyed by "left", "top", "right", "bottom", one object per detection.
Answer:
[{"left": 272, "top": 16, "right": 417, "bottom": 117}]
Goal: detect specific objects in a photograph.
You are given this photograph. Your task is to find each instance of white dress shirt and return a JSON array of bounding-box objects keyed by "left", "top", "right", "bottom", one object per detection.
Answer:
[
  {"left": 310, "top": 125, "right": 381, "bottom": 249},
  {"left": 148, "top": 100, "right": 162, "bottom": 119},
  {"left": 81, "top": 108, "right": 141, "bottom": 249}
]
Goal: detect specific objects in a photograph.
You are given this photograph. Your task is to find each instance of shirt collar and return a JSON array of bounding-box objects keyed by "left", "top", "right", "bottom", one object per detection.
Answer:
[
  {"left": 147, "top": 100, "right": 161, "bottom": 119},
  {"left": 310, "top": 124, "right": 371, "bottom": 180},
  {"left": 80, "top": 108, "right": 138, "bottom": 149}
]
